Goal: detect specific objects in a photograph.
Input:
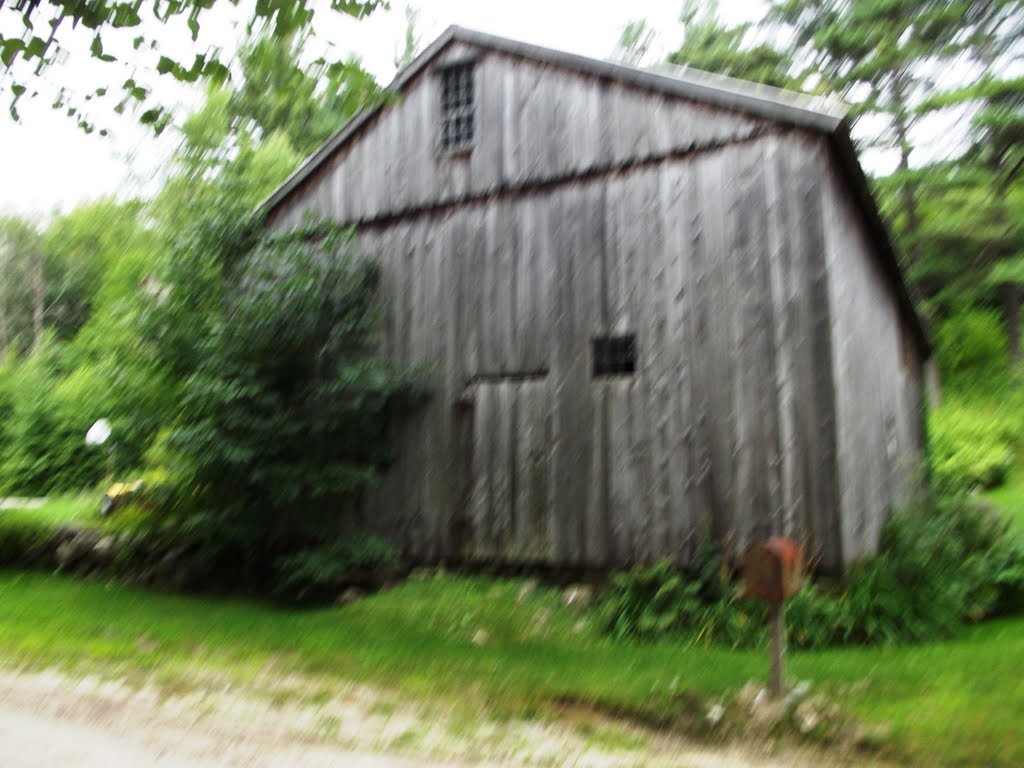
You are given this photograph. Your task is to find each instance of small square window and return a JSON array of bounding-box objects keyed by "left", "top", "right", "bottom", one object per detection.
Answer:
[
  {"left": 593, "top": 335, "right": 637, "bottom": 377},
  {"left": 439, "top": 62, "right": 474, "bottom": 151}
]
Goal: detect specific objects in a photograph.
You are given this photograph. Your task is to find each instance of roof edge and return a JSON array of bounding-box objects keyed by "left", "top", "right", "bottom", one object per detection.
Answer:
[{"left": 829, "top": 127, "right": 931, "bottom": 357}]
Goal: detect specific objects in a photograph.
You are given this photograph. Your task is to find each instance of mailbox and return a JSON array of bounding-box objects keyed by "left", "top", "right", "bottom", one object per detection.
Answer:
[{"left": 744, "top": 537, "right": 803, "bottom": 604}]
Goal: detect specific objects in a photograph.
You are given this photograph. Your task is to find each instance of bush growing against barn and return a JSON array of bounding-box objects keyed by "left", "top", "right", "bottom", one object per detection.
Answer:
[
  {"left": 148, "top": 217, "right": 423, "bottom": 595},
  {"left": 595, "top": 494, "right": 1024, "bottom": 649}
]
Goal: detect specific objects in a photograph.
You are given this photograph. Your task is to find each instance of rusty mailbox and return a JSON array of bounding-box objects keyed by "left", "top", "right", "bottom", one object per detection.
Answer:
[
  {"left": 743, "top": 537, "right": 803, "bottom": 604},
  {"left": 744, "top": 536, "right": 803, "bottom": 697}
]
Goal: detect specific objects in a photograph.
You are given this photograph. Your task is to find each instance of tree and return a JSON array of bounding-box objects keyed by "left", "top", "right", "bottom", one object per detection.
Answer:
[
  {"left": 667, "top": 1, "right": 795, "bottom": 88},
  {"left": 614, "top": 20, "right": 656, "bottom": 66},
  {"left": 767, "top": 0, "right": 967, "bottom": 266},
  {"left": 941, "top": 2, "right": 1024, "bottom": 359},
  {"left": 781, "top": 1, "right": 1024, "bottom": 357},
  {"left": 145, "top": 25, "right": 380, "bottom": 382},
  {"left": 0, "top": 216, "right": 46, "bottom": 354},
  {"left": 394, "top": 5, "right": 423, "bottom": 71},
  {"left": 41, "top": 199, "right": 159, "bottom": 341},
  {"left": 226, "top": 31, "right": 381, "bottom": 157},
  {"left": 0, "top": 0, "right": 384, "bottom": 132}
]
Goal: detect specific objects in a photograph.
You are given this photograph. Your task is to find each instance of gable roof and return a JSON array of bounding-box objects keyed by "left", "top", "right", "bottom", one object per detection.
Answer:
[{"left": 258, "top": 25, "right": 930, "bottom": 357}]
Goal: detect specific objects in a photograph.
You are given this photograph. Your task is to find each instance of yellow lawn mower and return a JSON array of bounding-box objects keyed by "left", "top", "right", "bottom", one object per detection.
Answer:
[{"left": 99, "top": 480, "right": 143, "bottom": 517}]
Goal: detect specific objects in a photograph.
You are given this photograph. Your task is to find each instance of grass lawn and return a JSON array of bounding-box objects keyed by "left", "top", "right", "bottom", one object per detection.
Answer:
[
  {"left": 0, "top": 493, "right": 99, "bottom": 527},
  {"left": 0, "top": 570, "right": 1020, "bottom": 766}
]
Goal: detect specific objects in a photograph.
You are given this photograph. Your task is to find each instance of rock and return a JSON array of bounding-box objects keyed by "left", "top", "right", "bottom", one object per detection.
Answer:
[
  {"left": 571, "top": 619, "right": 587, "bottom": 635},
  {"left": 54, "top": 528, "right": 101, "bottom": 569},
  {"left": 783, "top": 680, "right": 812, "bottom": 711},
  {"left": 706, "top": 703, "right": 725, "bottom": 729},
  {"left": 793, "top": 700, "right": 821, "bottom": 734},
  {"left": 736, "top": 681, "right": 763, "bottom": 711},
  {"left": 793, "top": 694, "right": 832, "bottom": 736},
  {"left": 337, "top": 587, "right": 367, "bottom": 605},
  {"left": 55, "top": 541, "right": 77, "bottom": 568},
  {"left": 562, "top": 584, "right": 594, "bottom": 609},
  {"left": 534, "top": 607, "right": 551, "bottom": 627},
  {"left": 748, "top": 689, "right": 786, "bottom": 732},
  {"left": 472, "top": 629, "right": 490, "bottom": 646},
  {"left": 853, "top": 722, "right": 892, "bottom": 751},
  {"left": 92, "top": 536, "right": 116, "bottom": 563},
  {"left": 516, "top": 579, "right": 539, "bottom": 603}
]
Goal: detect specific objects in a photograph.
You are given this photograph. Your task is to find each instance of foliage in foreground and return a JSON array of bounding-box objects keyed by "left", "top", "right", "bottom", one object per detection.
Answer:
[
  {"left": 597, "top": 494, "right": 1024, "bottom": 650},
  {"left": 929, "top": 398, "right": 1016, "bottom": 494},
  {"left": 144, "top": 218, "right": 422, "bottom": 594}
]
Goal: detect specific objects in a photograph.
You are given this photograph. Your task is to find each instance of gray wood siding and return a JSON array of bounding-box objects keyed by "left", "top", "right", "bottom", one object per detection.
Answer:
[
  {"left": 822, "top": 146, "right": 924, "bottom": 565},
  {"left": 267, "top": 47, "right": 769, "bottom": 229},
  {"left": 351, "top": 134, "right": 842, "bottom": 568}
]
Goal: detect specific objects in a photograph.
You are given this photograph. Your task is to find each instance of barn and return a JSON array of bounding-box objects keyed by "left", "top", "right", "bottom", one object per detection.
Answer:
[{"left": 259, "top": 26, "right": 930, "bottom": 573}]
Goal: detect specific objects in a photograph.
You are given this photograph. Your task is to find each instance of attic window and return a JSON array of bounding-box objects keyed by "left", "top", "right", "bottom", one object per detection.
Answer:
[
  {"left": 440, "top": 61, "right": 475, "bottom": 151},
  {"left": 593, "top": 335, "right": 637, "bottom": 377}
]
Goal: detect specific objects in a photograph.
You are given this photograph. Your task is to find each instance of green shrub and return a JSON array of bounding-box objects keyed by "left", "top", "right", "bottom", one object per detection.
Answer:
[
  {"left": 826, "top": 500, "right": 967, "bottom": 645},
  {"left": 935, "top": 309, "right": 1008, "bottom": 382},
  {"left": 595, "top": 495, "right": 1024, "bottom": 649},
  {"left": 929, "top": 399, "right": 1015, "bottom": 493},
  {"left": 597, "top": 560, "right": 705, "bottom": 640},
  {"left": 0, "top": 337, "right": 107, "bottom": 495},
  {"left": 274, "top": 534, "right": 400, "bottom": 601}
]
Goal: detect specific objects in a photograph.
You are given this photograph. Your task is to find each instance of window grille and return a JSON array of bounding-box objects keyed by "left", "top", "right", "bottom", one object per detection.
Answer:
[{"left": 440, "top": 62, "right": 474, "bottom": 151}]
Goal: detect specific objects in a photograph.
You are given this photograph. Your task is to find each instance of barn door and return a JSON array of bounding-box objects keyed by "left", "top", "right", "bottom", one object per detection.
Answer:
[{"left": 460, "top": 378, "right": 552, "bottom": 563}]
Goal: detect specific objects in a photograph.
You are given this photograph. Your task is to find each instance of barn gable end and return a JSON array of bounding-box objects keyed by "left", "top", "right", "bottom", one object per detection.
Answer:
[{"left": 266, "top": 43, "right": 774, "bottom": 229}]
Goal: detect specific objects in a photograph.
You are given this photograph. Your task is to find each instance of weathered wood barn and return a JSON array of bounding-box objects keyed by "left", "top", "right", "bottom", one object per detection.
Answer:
[{"left": 260, "top": 27, "right": 930, "bottom": 572}]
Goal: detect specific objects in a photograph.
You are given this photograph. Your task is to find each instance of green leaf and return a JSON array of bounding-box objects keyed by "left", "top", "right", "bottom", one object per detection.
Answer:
[
  {"left": 25, "top": 36, "right": 47, "bottom": 59},
  {"left": 156, "top": 56, "right": 176, "bottom": 75},
  {"left": 1, "top": 38, "right": 25, "bottom": 68},
  {"left": 202, "top": 59, "right": 230, "bottom": 86}
]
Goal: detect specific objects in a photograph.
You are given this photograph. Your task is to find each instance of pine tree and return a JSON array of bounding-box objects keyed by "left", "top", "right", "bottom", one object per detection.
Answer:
[
  {"left": 942, "top": 1, "right": 1024, "bottom": 358},
  {"left": 767, "top": 0, "right": 968, "bottom": 268},
  {"left": 666, "top": 1, "right": 796, "bottom": 88}
]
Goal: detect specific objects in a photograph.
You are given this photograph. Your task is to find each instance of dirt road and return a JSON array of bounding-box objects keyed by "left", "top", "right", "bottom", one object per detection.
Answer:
[
  {"left": 0, "top": 705, "right": 437, "bottom": 767},
  {"left": 0, "top": 666, "right": 838, "bottom": 768},
  {"left": 0, "top": 669, "right": 444, "bottom": 767}
]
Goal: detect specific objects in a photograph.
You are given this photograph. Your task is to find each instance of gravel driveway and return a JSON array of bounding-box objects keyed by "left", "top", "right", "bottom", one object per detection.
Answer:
[{"left": 0, "top": 666, "right": 841, "bottom": 768}]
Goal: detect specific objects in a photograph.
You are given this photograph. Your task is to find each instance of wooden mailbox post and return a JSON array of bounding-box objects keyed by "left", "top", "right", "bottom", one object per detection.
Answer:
[{"left": 744, "top": 538, "right": 803, "bottom": 698}]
